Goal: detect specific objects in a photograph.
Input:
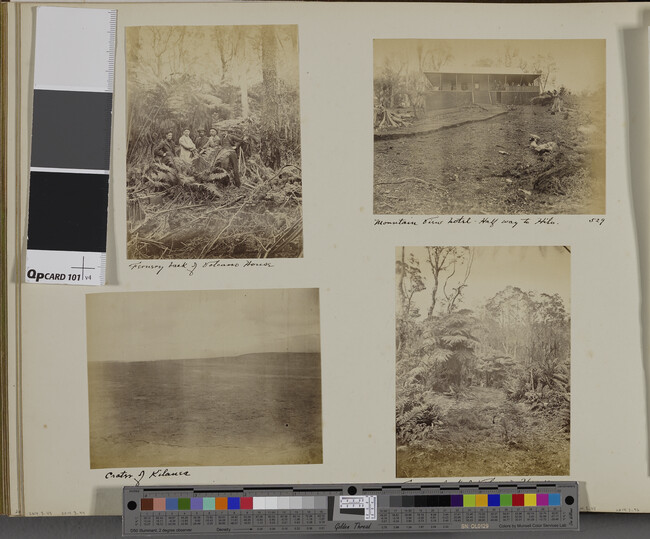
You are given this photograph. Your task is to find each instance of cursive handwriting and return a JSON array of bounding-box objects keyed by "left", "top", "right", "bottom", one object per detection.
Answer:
[
  {"left": 128, "top": 259, "right": 274, "bottom": 277},
  {"left": 128, "top": 261, "right": 165, "bottom": 274},
  {"left": 374, "top": 218, "right": 418, "bottom": 226},
  {"left": 439, "top": 477, "right": 532, "bottom": 484},
  {"left": 373, "top": 215, "right": 575, "bottom": 228},
  {"left": 168, "top": 260, "right": 198, "bottom": 276},
  {"left": 105, "top": 469, "right": 191, "bottom": 486},
  {"left": 148, "top": 468, "right": 191, "bottom": 479}
]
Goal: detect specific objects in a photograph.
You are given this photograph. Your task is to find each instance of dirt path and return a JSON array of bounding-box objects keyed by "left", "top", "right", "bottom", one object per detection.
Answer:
[
  {"left": 431, "top": 386, "right": 506, "bottom": 417},
  {"left": 375, "top": 105, "right": 605, "bottom": 215},
  {"left": 374, "top": 105, "right": 506, "bottom": 140}
]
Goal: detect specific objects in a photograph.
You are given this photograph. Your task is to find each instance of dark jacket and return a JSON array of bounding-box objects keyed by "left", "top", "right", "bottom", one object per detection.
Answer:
[
  {"left": 194, "top": 134, "right": 208, "bottom": 151},
  {"left": 154, "top": 138, "right": 175, "bottom": 158}
]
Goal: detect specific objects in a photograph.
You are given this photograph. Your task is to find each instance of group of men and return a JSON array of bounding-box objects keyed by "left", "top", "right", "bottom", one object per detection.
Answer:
[{"left": 153, "top": 127, "right": 240, "bottom": 186}]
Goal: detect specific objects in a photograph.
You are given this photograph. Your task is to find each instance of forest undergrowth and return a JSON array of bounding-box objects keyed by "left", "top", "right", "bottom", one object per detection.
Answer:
[
  {"left": 127, "top": 147, "right": 303, "bottom": 259},
  {"left": 126, "top": 25, "right": 302, "bottom": 259},
  {"left": 396, "top": 247, "right": 571, "bottom": 478},
  {"left": 396, "top": 386, "right": 569, "bottom": 477}
]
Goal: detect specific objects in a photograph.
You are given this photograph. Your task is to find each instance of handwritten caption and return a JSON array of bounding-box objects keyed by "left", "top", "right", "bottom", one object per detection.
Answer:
[
  {"left": 426, "top": 477, "right": 534, "bottom": 483},
  {"left": 105, "top": 468, "right": 191, "bottom": 486},
  {"left": 374, "top": 216, "right": 605, "bottom": 228},
  {"left": 129, "top": 259, "right": 274, "bottom": 276}
]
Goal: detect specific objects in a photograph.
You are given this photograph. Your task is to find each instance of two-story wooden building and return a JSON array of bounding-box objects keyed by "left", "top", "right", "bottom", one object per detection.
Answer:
[{"left": 423, "top": 68, "right": 541, "bottom": 111}]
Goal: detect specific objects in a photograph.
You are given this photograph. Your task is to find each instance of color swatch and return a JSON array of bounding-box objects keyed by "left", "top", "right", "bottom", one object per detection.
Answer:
[{"left": 141, "top": 496, "right": 329, "bottom": 512}]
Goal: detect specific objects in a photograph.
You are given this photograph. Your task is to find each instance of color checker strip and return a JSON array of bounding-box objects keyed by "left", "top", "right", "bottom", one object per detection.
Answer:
[
  {"left": 386, "top": 493, "right": 560, "bottom": 509},
  {"left": 139, "top": 493, "right": 561, "bottom": 511},
  {"left": 141, "top": 496, "right": 329, "bottom": 511},
  {"left": 25, "top": 7, "right": 115, "bottom": 286},
  {"left": 123, "top": 483, "right": 579, "bottom": 534}
]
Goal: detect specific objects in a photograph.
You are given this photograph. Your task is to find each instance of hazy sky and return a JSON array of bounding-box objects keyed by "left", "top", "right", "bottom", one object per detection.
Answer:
[
  {"left": 87, "top": 289, "right": 320, "bottom": 362},
  {"left": 401, "top": 246, "right": 570, "bottom": 316},
  {"left": 374, "top": 39, "right": 605, "bottom": 93}
]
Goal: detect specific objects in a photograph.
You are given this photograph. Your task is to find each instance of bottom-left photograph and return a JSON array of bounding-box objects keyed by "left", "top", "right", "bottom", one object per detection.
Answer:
[{"left": 86, "top": 288, "right": 322, "bottom": 469}]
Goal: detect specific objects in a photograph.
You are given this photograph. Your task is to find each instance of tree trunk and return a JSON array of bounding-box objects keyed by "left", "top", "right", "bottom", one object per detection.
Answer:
[
  {"left": 396, "top": 248, "right": 406, "bottom": 359},
  {"left": 261, "top": 26, "right": 281, "bottom": 169},
  {"left": 230, "top": 28, "right": 249, "bottom": 119},
  {"left": 426, "top": 247, "right": 445, "bottom": 318},
  {"left": 398, "top": 247, "right": 406, "bottom": 313},
  {"left": 428, "top": 273, "right": 439, "bottom": 318},
  {"left": 240, "top": 74, "right": 250, "bottom": 118}
]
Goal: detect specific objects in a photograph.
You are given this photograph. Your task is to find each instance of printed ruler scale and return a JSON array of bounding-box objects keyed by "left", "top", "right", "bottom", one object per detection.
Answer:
[
  {"left": 25, "top": 7, "right": 116, "bottom": 286},
  {"left": 123, "top": 482, "right": 579, "bottom": 534}
]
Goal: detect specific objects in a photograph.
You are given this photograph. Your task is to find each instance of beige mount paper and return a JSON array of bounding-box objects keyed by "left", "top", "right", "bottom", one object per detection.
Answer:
[{"left": 3, "top": 1, "right": 648, "bottom": 516}]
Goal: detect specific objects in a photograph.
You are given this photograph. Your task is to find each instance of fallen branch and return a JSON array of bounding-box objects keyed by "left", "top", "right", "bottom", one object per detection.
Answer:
[
  {"left": 148, "top": 203, "right": 211, "bottom": 216},
  {"left": 265, "top": 218, "right": 303, "bottom": 258},
  {"left": 155, "top": 214, "right": 207, "bottom": 243},
  {"left": 199, "top": 200, "right": 249, "bottom": 258},
  {"left": 133, "top": 237, "right": 169, "bottom": 250},
  {"left": 208, "top": 195, "right": 247, "bottom": 213},
  {"left": 377, "top": 176, "right": 430, "bottom": 186}
]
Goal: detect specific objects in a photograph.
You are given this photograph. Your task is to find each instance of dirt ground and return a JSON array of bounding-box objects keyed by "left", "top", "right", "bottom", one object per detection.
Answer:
[{"left": 374, "top": 102, "right": 605, "bottom": 215}]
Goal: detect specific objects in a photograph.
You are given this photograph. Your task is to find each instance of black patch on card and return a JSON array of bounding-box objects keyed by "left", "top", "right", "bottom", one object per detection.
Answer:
[{"left": 27, "top": 171, "right": 109, "bottom": 252}]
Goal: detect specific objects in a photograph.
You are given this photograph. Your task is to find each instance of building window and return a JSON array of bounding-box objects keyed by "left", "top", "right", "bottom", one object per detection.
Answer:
[
  {"left": 474, "top": 82, "right": 480, "bottom": 90},
  {"left": 461, "top": 82, "right": 468, "bottom": 91}
]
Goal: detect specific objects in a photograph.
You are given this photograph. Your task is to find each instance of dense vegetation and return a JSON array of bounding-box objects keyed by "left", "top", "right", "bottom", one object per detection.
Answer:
[
  {"left": 125, "top": 26, "right": 302, "bottom": 259},
  {"left": 396, "top": 247, "right": 570, "bottom": 477}
]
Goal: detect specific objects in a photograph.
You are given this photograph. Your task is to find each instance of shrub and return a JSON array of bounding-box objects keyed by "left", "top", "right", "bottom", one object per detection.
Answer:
[{"left": 396, "top": 393, "right": 441, "bottom": 445}]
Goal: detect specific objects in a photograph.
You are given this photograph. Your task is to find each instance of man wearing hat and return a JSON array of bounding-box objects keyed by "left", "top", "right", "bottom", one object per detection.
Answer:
[
  {"left": 204, "top": 128, "right": 221, "bottom": 151},
  {"left": 194, "top": 128, "right": 208, "bottom": 152}
]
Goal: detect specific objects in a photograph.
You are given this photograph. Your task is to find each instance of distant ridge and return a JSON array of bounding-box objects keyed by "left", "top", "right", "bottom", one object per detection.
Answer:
[{"left": 94, "top": 351, "right": 321, "bottom": 365}]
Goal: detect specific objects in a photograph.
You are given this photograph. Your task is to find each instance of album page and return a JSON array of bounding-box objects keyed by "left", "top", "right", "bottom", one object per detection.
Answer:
[{"left": 7, "top": 1, "right": 649, "bottom": 515}]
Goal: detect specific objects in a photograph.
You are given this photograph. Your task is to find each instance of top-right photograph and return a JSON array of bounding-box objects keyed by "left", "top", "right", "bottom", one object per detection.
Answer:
[{"left": 374, "top": 39, "right": 605, "bottom": 215}]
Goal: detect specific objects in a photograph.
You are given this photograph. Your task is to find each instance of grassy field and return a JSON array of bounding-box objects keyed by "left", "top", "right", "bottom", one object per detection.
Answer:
[{"left": 88, "top": 353, "right": 322, "bottom": 468}]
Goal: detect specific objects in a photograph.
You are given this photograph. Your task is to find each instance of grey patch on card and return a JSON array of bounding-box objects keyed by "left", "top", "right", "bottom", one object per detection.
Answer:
[{"left": 31, "top": 89, "right": 112, "bottom": 170}]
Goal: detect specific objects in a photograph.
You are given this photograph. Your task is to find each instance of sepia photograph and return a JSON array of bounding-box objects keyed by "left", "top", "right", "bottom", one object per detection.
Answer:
[
  {"left": 374, "top": 40, "right": 605, "bottom": 215},
  {"left": 126, "top": 25, "right": 302, "bottom": 259},
  {"left": 396, "top": 246, "right": 570, "bottom": 477},
  {"left": 87, "top": 288, "right": 321, "bottom": 468}
]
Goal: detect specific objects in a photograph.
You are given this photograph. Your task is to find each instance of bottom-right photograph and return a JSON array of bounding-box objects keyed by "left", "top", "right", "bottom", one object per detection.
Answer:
[{"left": 396, "top": 246, "right": 570, "bottom": 478}]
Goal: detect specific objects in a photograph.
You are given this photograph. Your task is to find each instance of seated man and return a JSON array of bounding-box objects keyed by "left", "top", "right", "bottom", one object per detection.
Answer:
[
  {"left": 204, "top": 128, "right": 240, "bottom": 187},
  {"left": 194, "top": 128, "right": 208, "bottom": 152},
  {"left": 178, "top": 128, "right": 197, "bottom": 163},
  {"left": 153, "top": 131, "right": 175, "bottom": 168},
  {"left": 203, "top": 128, "right": 221, "bottom": 151}
]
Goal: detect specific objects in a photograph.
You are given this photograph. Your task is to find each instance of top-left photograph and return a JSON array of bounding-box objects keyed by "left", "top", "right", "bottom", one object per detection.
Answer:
[{"left": 126, "top": 25, "right": 302, "bottom": 259}]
